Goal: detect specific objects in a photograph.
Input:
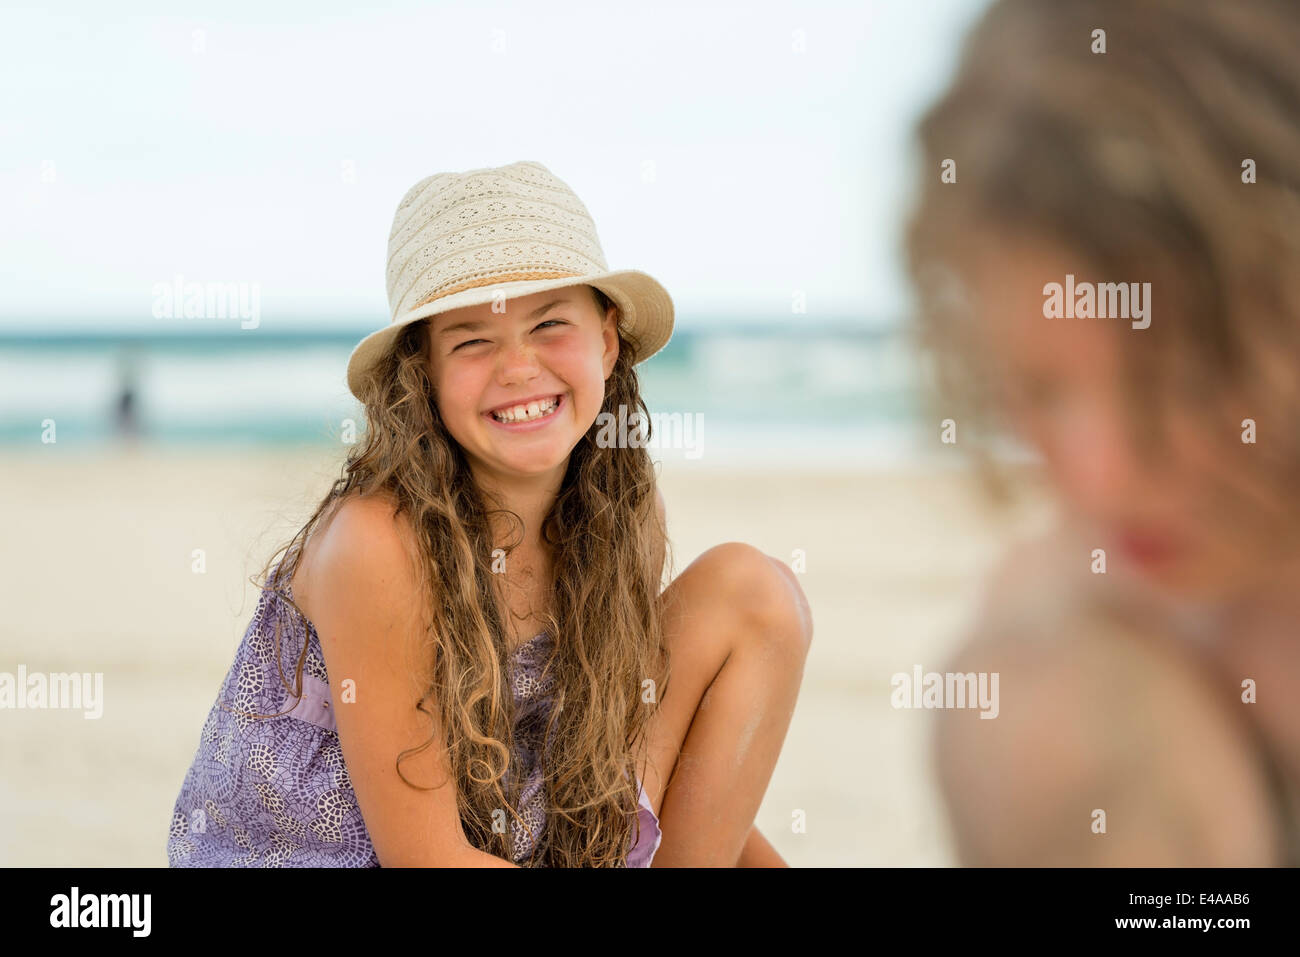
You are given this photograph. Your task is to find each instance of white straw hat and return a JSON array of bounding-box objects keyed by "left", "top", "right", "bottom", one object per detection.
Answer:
[{"left": 346, "top": 160, "right": 675, "bottom": 400}]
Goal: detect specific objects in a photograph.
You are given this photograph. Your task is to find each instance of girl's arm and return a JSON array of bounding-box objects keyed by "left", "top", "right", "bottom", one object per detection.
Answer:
[
  {"left": 305, "top": 492, "right": 518, "bottom": 868},
  {"left": 736, "top": 825, "right": 788, "bottom": 867}
]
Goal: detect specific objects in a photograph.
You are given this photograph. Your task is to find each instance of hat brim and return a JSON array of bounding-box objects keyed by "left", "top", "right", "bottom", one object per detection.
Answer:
[{"left": 346, "top": 270, "right": 674, "bottom": 401}]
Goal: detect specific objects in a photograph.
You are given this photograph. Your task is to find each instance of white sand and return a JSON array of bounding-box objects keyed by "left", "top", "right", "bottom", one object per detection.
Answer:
[{"left": 0, "top": 445, "right": 1051, "bottom": 866}]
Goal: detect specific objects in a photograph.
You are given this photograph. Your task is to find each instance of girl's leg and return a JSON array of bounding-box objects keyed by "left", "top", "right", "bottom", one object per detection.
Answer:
[
  {"left": 736, "top": 823, "right": 789, "bottom": 867},
  {"left": 634, "top": 542, "right": 813, "bottom": 867}
]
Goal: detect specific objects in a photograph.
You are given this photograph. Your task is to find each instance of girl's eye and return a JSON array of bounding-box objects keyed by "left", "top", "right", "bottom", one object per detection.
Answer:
[{"left": 451, "top": 320, "right": 564, "bottom": 352}]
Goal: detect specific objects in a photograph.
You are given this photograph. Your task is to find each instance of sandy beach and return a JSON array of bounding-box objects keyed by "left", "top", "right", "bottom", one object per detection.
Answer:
[{"left": 0, "top": 445, "right": 1052, "bottom": 866}]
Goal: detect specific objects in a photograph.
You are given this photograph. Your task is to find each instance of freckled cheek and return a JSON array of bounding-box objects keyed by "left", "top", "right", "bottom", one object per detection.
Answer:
[
  {"left": 434, "top": 368, "right": 488, "bottom": 427},
  {"left": 543, "top": 342, "right": 606, "bottom": 400}
]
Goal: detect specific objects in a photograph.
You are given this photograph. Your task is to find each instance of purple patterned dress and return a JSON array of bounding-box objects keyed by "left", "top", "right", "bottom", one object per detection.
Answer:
[{"left": 166, "top": 565, "right": 662, "bottom": 867}]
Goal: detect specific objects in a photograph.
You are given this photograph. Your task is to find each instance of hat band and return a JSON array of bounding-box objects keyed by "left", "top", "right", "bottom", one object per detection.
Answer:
[{"left": 412, "top": 270, "right": 586, "bottom": 310}]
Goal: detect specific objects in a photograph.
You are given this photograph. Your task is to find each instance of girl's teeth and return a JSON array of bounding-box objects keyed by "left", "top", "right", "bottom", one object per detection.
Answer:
[{"left": 492, "top": 396, "right": 558, "bottom": 422}]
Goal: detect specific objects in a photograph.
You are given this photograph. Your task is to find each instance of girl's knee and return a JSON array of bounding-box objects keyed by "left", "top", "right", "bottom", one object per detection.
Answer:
[
  {"left": 765, "top": 555, "right": 813, "bottom": 653},
  {"left": 688, "top": 543, "right": 811, "bottom": 655}
]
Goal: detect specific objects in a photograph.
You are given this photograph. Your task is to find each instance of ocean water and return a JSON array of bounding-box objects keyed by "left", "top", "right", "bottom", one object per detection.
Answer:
[{"left": 0, "top": 321, "right": 940, "bottom": 468}]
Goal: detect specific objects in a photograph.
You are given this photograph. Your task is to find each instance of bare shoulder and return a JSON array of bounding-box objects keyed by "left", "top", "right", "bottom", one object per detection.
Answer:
[
  {"left": 295, "top": 489, "right": 424, "bottom": 632},
  {"left": 984, "top": 526, "right": 1081, "bottom": 610},
  {"left": 953, "top": 523, "right": 1182, "bottom": 671},
  {"left": 952, "top": 525, "right": 1094, "bottom": 664},
  {"left": 288, "top": 490, "right": 483, "bottom": 865}
]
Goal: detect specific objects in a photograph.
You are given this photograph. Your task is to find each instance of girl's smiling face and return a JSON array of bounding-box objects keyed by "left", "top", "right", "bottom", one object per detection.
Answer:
[{"left": 425, "top": 285, "right": 620, "bottom": 486}]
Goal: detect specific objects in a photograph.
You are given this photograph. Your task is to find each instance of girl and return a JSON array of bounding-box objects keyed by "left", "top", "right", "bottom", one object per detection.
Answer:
[
  {"left": 167, "top": 161, "right": 813, "bottom": 867},
  {"left": 905, "top": 0, "right": 1300, "bottom": 864}
]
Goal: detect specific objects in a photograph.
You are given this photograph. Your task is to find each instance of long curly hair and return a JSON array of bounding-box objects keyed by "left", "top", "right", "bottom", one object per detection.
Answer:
[
  {"left": 904, "top": 0, "right": 1300, "bottom": 536},
  {"left": 240, "top": 285, "right": 672, "bottom": 866}
]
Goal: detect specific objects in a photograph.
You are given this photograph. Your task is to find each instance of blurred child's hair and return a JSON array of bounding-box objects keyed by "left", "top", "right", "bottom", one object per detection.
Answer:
[
  {"left": 905, "top": 0, "right": 1300, "bottom": 527},
  {"left": 247, "top": 284, "right": 672, "bottom": 866}
]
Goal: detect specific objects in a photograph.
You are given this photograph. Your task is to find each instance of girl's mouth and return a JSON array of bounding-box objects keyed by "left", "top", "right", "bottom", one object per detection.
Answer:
[
  {"left": 485, "top": 393, "right": 564, "bottom": 430},
  {"left": 1116, "top": 524, "right": 1184, "bottom": 568}
]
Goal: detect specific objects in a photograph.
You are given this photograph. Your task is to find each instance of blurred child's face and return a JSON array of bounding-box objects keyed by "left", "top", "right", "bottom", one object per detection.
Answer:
[
  {"left": 425, "top": 286, "right": 619, "bottom": 487},
  {"left": 958, "top": 232, "right": 1271, "bottom": 600}
]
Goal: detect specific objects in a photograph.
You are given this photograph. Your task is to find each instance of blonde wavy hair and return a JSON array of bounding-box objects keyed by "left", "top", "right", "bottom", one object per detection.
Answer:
[{"left": 242, "top": 285, "right": 672, "bottom": 866}]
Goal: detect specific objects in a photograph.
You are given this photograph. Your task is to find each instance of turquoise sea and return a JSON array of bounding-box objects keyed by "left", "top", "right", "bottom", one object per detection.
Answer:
[{"left": 0, "top": 319, "right": 937, "bottom": 467}]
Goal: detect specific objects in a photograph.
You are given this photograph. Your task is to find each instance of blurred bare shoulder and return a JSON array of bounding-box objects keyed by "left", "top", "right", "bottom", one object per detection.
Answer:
[
  {"left": 947, "top": 521, "right": 1194, "bottom": 675},
  {"left": 969, "top": 527, "right": 1086, "bottom": 635}
]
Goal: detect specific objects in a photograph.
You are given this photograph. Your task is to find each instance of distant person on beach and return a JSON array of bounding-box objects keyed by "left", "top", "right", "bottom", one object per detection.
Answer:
[
  {"left": 114, "top": 385, "right": 136, "bottom": 435},
  {"left": 166, "top": 162, "right": 811, "bottom": 867},
  {"left": 113, "top": 352, "right": 141, "bottom": 440},
  {"left": 905, "top": 0, "right": 1300, "bottom": 864}
]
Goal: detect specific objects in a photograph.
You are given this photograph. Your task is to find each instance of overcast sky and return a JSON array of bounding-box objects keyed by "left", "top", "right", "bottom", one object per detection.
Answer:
[{"left": 0, "top": 0, "right": 990, "bottom": 330}]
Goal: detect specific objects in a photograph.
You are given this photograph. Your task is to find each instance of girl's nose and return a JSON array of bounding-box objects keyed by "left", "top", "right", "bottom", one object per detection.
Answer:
[{"left": 497, "top": 339, "right": 541, "bottom": 383}]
